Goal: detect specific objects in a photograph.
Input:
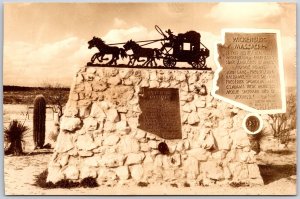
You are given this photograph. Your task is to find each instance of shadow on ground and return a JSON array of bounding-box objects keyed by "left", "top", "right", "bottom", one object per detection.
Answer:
[
  {"left": 25, "top": 151, "right": 53, "bottom": 156},
  {"left": 259, "top": 164, "right": 296, "bottom": 185},
  {"left": 264, "top": 150, "right": 295, "bottom": 155}
]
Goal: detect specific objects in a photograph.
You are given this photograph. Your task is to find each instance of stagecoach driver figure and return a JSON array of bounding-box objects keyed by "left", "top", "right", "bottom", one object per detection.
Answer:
[{"left": 160, "top": 29, "right": 176, "bottom": 52}]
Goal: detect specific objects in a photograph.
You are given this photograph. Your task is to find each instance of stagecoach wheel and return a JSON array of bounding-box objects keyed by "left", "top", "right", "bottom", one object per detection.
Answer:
[
  {"left": 199, "top": 56, "right": 206, "bottom": 68},
  {"left": 163, "top": 56, "right": 176, "bottom": 68},
  {"left": 191, "top": 56, "right": 206, "bottom": 69}
]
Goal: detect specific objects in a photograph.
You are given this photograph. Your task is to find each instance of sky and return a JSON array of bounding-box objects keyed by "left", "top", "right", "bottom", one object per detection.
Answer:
[{"left": 3, "top": 2, "right": 296, "bottom": 87}]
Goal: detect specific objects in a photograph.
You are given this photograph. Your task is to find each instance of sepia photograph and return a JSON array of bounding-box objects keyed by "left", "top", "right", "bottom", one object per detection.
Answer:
[{"left": 3, "top": 2, "right": 296, "bottom": 195}]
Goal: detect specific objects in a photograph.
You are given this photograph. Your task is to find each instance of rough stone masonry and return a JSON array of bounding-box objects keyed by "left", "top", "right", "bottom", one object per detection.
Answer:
[{"left": 46, "top": 66, "right": 265, "bottom": 186}]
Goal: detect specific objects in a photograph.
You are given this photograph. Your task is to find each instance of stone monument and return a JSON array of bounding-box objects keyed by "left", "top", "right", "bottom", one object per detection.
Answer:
[{"left": 46, "top": 65, "right": 264, "bottom": 186}]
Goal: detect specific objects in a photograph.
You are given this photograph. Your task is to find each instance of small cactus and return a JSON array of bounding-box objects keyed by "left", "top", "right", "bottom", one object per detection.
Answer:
[{"left": 33, "top": 95, "right": 46, "bottom": 149}]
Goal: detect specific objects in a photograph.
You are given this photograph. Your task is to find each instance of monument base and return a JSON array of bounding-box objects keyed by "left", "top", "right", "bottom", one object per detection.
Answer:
[{"left": 47, "top": 66, "right": 264, "bottom": 187}]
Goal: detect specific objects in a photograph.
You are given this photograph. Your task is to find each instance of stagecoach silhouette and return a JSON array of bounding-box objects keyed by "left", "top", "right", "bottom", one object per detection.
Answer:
[{"left": 87, "top": 25, "right": 210, "bottom": 70}]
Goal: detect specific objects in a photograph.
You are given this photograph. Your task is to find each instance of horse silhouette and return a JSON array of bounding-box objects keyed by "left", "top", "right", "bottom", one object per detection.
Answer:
[
  {"left": 123, "top": 40, "right": 161, "bottom": 67},
  {"left": 88, "top": 37, "right": 127, "bottom": 65}
]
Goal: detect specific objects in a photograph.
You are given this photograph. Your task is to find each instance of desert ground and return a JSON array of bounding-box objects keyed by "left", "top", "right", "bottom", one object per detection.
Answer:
[
  {"left": 3, "top": 103, "right": 297, "bottom": 195},
  {"left": 4, "top": 149, "right": 297, "bottom": 195}
]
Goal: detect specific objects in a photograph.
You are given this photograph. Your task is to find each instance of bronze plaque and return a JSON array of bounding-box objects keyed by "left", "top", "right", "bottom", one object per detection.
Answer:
[
  {"left": 213, "top": 31, "right": 285, "bottom": 114},
  {"left": 138, "top": 88, "right": 182, "bottom": 139}
]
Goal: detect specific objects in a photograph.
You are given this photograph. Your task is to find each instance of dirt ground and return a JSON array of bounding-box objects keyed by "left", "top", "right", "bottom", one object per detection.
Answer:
[
  {"left": 4, "top": 151, "right": 297, "bottom": 195},
  {"left": 3, "top": 105, "right": 297, "bottom": 195}
]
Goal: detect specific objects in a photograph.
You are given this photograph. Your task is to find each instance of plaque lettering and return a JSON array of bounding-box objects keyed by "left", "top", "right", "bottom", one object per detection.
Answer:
[
  {"left": 138, "top": 88, "right": 182, "bottom": 139},
  {"left": 213, "top": 30, "right": 286, "bottom": 114}
]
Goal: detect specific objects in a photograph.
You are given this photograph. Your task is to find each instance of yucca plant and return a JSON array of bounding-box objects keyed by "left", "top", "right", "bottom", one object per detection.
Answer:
[{"left": 4, "top": 120, "right": 29, "bottom": 156}]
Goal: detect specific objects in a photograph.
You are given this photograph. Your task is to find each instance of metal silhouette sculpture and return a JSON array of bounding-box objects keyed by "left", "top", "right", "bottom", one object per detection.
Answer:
[
  {"left": 157, "top": 26, "right": 209, "bottom": 69},
  {"left": 87, "top": 25, "right": 210, "bottom": 70},
  {"left": 123, "top": 40, "right": 161, "bottom": 67},
  {"left": 88, "top": 37, "right": 127, "bottom": 65}
]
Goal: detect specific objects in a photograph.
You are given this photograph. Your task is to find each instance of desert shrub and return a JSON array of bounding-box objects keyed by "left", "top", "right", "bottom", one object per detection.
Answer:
[
  {"left": 81, "top": 177, "right": 98, "bottom": 188},
  {"left": 4, "top": 120, "right": 29, "bottom": 156},
  {"left": 268, "top": 93, "right": 296, "bottom": 146},
  {"left": 55, "top": 179, "right": 80, "bottom": 189},
  {"left": 268, "top": 113, "right": 288, "bottom": 137},
  {"left": 42, "top": 83, "right": 69, "bottom": 120},
  {"left": 229, "top": 182, "right": 249, "bottom": 187},
  {"left": 34, "top": 169, "right": 99, "bottom": 189},
  {"left": 34, "top": 169, "right": 56, "bottom": 188},
  {"left": 137, "top": 182, "right": 149, "bottom": 187},
  {"left": 183, "top": 182, "right": 190, "bottom": 187},
  {"left": 286, "top": 93, "right": 296, "bottom": 130}
]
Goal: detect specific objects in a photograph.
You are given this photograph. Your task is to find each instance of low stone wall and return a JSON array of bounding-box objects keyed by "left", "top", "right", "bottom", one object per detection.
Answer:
[{"left": 47, "top": 66, "right": 264, "bottom": 186}]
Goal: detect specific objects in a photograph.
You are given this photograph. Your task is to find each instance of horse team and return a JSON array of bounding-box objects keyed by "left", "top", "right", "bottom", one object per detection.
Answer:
[{"left": 88, "top": 37, "right": 162, "bottom": 67}]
